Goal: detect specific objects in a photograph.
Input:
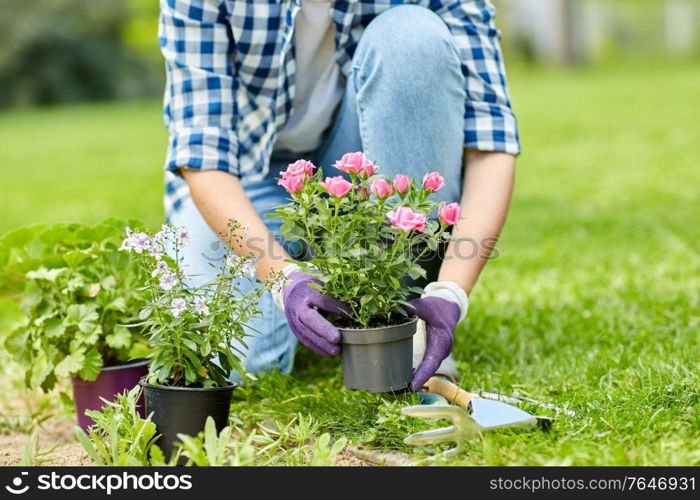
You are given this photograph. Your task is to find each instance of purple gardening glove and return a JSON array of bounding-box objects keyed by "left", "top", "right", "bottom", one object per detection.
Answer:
[
  {"left": 408, "top": 282, "right": 469, "bottom": 391},
  {"left": 281, "top": 271, "right": 350, "bottom": 357}
]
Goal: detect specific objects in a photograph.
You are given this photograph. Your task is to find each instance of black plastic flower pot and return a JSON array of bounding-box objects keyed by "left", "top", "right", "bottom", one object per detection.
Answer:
[
  {"left": 71, "top": 359, "right": 149, "bottom": 430},
  {"left": 139, "top": 380, "right": 236, "bottom": 460},
  {"left": 339, "top": 317, "right": 417, "bottom": 393}
]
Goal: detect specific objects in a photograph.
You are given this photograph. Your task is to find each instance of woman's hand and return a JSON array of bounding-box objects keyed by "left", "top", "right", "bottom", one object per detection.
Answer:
[{"left": 273, "top": 268, "right": 350, "bottom": 357}]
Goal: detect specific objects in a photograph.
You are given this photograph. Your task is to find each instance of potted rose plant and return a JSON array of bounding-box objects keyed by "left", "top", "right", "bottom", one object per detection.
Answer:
[
  {"left": 273, "top": 153, "right": 461, "bottom": 392},
  {"left": 120, "top": 221, "right": 276, "bottom": 458},
  {"left": 0, "top": 220, "right": 150, "bottom": 429}
]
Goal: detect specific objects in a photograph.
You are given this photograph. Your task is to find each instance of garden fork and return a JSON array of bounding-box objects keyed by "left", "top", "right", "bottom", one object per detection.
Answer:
[{"left": 401, "top": 377, "right": 542, "bottom": 454}]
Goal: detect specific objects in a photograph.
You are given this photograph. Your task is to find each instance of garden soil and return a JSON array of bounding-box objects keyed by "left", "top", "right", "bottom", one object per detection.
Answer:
[{"left": 0, "top": 417, "right": 91, "bottom": 466}]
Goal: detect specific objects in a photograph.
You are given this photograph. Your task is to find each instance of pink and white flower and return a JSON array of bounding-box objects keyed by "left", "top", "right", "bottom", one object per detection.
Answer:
[
  {"left": 179, "top": 266, "right": 189, "bottom": 280},
  {"left": 393, "top": 174, "right": 411, "bottom": 196},
  {"left": 278, "top": 160, "right": 315, "bottom": 194},
  {"left": 360, "top": 161, "right": 377, "bottom": 179},
  {"left": 281, "top": 159, "right": 315, "bottom": 179},
  {"left": 240, "top": 257, "right": 258, "bottom": 277},
  {"left": 320, "top": 176, "right": 354, "bottom": 198},
  {"left": 277, "top": 174, "right": 304, "bottom": 194},
  {"left": 152, "top": 224, "right": 171, "bottom": 243},
  {"left": 194, "top": 298, "right": 210, "bottom": 316},
  {"left": 387, "top": 206, "right": 427, "bottom": 232},
  {"left": 333, "top": 152, "right": 376, "bottom": 178},
  {"left": 422, "top": 172, "right": 445, "bottom": 193},
  {"left": 170, "top": 298, "right": 187, "bottom": 317},
  {"left": 120, "top": 228, "right": 152, "bottom": 254},
  {"left": 159, "top": 272, "right": 177, "bottom": 291},
  {"left": 151, "top": 260, "right": 169, "bottom": 277},
  {"left": 176, "top": 227, "right": 191, "bottom": 244},
  {"left": 226, "top": 254, "right": 240, "bottom": 267},
  {"left": 370, "top": 178, "right": 393, "bottom": 199},
  {"left": 438, "top": 202, "right": 462, "bottom": 226}
]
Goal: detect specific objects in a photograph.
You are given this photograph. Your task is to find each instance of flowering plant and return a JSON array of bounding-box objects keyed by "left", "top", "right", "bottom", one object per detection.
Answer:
[
  {"left": 272, "top": 152, "right": 462, "bottom": 328},
  {"left": 121, "top": 221, "right": 277, "bottom": 388}
]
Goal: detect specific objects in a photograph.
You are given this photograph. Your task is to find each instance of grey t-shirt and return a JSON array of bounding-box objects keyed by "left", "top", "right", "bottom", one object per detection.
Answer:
[{"left": 275, "top": 0, "right": 344, "bottom": 153}]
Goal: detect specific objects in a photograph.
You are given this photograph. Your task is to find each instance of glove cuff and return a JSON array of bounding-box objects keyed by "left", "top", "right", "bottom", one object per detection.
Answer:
[
  {"left": 423, "top": 281, "right": 469, "bottom": 322},
  {"left": 271, "top": 263, "right": 302, "bottom": 311}
]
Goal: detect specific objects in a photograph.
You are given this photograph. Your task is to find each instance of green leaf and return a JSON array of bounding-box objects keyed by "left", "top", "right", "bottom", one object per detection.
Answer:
[
  {"left": 204, "top": 417, "right": 218, "bottom": 465},
  {"left": 75, "top": 325, "right": 102, "bottom": 346},
  {"left": 138, "top": 307, "right": 152, "bottom": 320},
  {"left": 66, "top": 304, "right": 99, "bottom": 333},
  {"left": 63, "top": 250, "right": 92, "bottom": 268},
  {"left": 105, "top": 297, "right": 127, "bottom": 312},
  {"left": 40, "top": 372, "right": 58, "bottom": 393},
  {"left": 29, "top": 356, "right": 54, "bottom": 388},
  {"left": 59, "top": 391, "right": 74, "bottom": 409},
  {"left": 18, "top": 289, "right": 42, "bottom": 316},
  {"left": 78, "top": 349, "right": 103, "bottom": 381},
  {"left": 106, "top": 326, "right": 132, "bottom": 350},
  {"left": 182, "top": 338, "right": 197, "bottom": 352},
  {"left": 149, "top": 445, "right": 166, "bottom": 466},
  {"left": 55, "top": 351, "right": 85, "bottom": 377},
  {"left": 44, "top": 317, "right": 66, "bottom": 338},
  {"left": 26, "top": 267, "right": 65, "bottom": 282},
  {"left": 74, "top": 427, "right": 106, "bottom": 466}
]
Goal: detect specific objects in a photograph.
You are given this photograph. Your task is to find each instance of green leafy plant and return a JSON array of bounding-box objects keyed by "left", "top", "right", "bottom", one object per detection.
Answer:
[
  {"left": 176, "top": 415, "right": 347, "bottom": 466},
  {"left": 20, "top": 431, "right": 58, "bottom": 466},
  {"left": 272, "top": 154, "right": 461, "bottom": 328},
  {"left": 174, "top": 417, "right": 235, "bottom": 466},
  {"left": 74, "top": 386, "right": 159, "bottom": 466},
  {"left": 0, "top": 220, "right": 150, "bottom": 391},
  {"left": 76, "top": 392, "right": 347, "bottom": 466},
  {"left": 121, "top": 221, "right": 281, "bottom": 387}
]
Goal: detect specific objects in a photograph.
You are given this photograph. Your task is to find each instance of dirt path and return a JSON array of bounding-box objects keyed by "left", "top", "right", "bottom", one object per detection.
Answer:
[{"left": 0, "top": 417, "right": 91, "bottom": 466}]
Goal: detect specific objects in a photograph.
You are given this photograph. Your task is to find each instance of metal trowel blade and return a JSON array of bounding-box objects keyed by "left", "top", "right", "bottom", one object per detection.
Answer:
[{"left": 470, "top": 397, "right": 539, "bottom": 431}]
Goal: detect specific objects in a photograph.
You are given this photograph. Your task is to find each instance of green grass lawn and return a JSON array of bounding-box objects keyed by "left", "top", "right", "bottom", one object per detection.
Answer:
[{"left": 1, "top": 60, "right": 699, "bottom": 465}]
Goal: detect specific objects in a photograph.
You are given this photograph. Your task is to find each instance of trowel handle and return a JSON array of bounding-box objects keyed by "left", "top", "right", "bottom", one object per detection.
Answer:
[{"left": 423, "top": 377, "right": 475, "bottom": 411}]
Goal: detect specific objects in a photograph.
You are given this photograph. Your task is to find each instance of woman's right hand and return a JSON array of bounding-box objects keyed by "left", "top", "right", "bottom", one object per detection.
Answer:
[{"left": 274, "top": 269, "right": 349, "bottom": 357}]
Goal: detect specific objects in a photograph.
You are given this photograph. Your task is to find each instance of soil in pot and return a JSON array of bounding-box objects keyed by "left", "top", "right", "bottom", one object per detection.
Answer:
[
  {"left": 139, "top": 380, "right": 236, "bottom": 460},
  {"left": 71, "top": 359, "right": 149, "bottom": 430},
  {"left": 339, "top": 317, "right": 417, "bottom": 393}
]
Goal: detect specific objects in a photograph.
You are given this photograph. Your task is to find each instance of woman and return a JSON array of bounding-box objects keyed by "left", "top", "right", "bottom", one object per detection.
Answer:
[{"left": 159, "top": 0, "right": 519, "bottom": 390}]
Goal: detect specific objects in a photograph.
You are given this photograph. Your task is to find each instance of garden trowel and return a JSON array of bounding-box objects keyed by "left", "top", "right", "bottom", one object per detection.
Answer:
[{"left": 401, "top": 377, "right": 542, "bottom": 451}]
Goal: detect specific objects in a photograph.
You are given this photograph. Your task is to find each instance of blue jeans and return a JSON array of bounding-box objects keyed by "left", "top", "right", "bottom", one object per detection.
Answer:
[{"left": 171, "top": 5, "right": 466, "bottom": 376}]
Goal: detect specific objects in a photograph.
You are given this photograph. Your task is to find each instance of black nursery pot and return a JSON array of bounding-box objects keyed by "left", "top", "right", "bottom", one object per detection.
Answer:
[
  {"left": 339, "top": 317, "right": 417, "bottom": 393},
  {"left": 139, "top": 380, "right": 236, "bottom": 459}
]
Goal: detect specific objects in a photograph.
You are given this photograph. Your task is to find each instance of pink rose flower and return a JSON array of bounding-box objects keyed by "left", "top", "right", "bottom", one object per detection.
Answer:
[
  {"left": 422, "top": 171, "right": 445, "bottom": 192},
  {"left": 334, "top": 152, "right": 376, "bottom": 178},
  {"left": 438, "top": 202, "right": 462, "bottom": 225},
  {"left": 370, "top": 178, "right": 393, "bottom": 199},
  {"left": 387, "top": 206, "right": 427, "bottom": 232},
  {"left": 393, "top": 174, "right": 411, "bottom": 195},
  {"left": 281, "top": 159, "right": 315, "bottom": 180},
  {"left": 361, "top": 161, "right": 377, "bottom": 179},
  {"left": 277, "top": 175, "right": 304, "bottom": 194},
  {"left": 320, "top": 176, "right": 354, "bottom": 198}
]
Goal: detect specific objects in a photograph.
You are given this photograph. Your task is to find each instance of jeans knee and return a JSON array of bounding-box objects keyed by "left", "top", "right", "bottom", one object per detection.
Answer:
[{"left": 356, "top": 5, "right": 459, "bottom": 73}]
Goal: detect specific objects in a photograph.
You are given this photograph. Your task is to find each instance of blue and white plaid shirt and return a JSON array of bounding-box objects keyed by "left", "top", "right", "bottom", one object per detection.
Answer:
[{"left": 160, "top": 0, "right": 520, "bottom": 217}]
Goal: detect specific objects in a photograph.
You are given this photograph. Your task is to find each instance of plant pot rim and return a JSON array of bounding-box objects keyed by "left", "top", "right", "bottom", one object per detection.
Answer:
[
  {"left": 138, "top": 379, "right": 238, "bottom": 392},
  {"left": 101, "top": 358, "right": 150, "bottom": 372},
  {"left": 337, "top": 315, "right": 418, "bottom": 332},
  {"left": 70, "top": 358, "right": 150, "bottom": 383},
  {"left": 339, "top": 316, "right": 417, "bottom": 345}
]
